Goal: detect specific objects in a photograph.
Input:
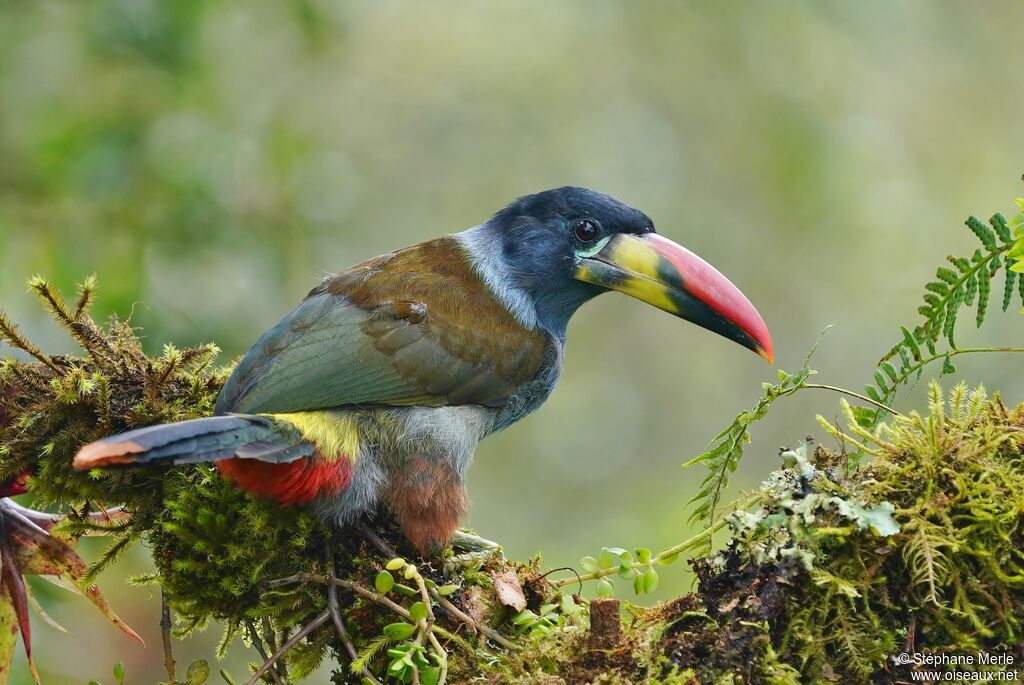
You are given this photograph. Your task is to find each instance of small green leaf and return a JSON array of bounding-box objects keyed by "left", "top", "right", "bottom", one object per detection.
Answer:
[
  {"left": 580, "top": 556, "right": 600, "bottom": 573},
  {"left": 901, "top": 326, "right": 922, "bottom": 361},
  {"left": 873, "top": 370, "right": 889, "bottom": 394},
  {"left": 942, "top": 355, "right": 956, "bottom": 375},
  {"left": 376, "top": 570, "right": 395, "bottom": 593},
  {"left": 409, "top": 602, "right": 428, "bottom": 621},
  {"left": 992, "top": 213, "right": 1012, "bottom": 242},
  {"left": 1003, "top": 269, "right": 1017, "bottom": 311},
  {"left": 113, "top": 661, "right": 125, "bottom": 684},
  {"left": 512, "top": 609, "right": 537, "bottom": 625},
  {"left": 437, "top": 584, "right": 459, "bottom": 596},
  {"left": 383, "top": 622, "right": 417, "bottom": 640},
  {"left": 935, "top": 266, "right": 959, "bottom": 284},
  {"left": 966, "top": 215, "right": 997, "bottom": 250},
  {"left": 951, "top": 255, "right": 971, "bottom": 273},
  {"left": 643, "top": 568, "right": 660, "bottom": 594},
  {"left": 635, "top": 548, "right": 652, "bottom": 564},
  {"left": 598, "top": 547, "right": 630, "bottom": 569},
  {"left": 386, "top": 558, "right": 407, "bottom": 571},
  {"left": 898, "top": 345, "right": 912, "bottom": 370},
  {"left": 421, "top": 666, "right": 441, "bottom": 685},
  {"left": 882, "top": 361, "right": 899, "bottom": 383},
  {"left": 186, "top": 660, "right": 211, "bottom": 685},
  {"left": 851, "top": 405, "right": 877, "bottom": 428},
  {"left": 596, "top": 578, "right": 615, "bottom": 598}
]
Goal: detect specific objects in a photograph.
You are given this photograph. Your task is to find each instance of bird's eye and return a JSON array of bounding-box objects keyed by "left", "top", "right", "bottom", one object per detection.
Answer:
[{"left": 574, "top": 219, "right": 599, "bottom": 242}]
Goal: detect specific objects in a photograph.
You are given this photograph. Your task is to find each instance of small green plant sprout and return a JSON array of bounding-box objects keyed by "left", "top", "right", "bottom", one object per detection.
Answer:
[
  {"left": 554, "top": 542, "right": 692, "bottom": 598},
  {"left": 573, "top": 547, "right": 666, "bottom": 598},
  {"left": 683, "top": 360, "right": 817, "bottom": 535},
  {"left": 113, "top": 661, "right": 125, "bottom": 685},
  {"left": 351, "top": 558, "right": 449, "bottom": 684},
  {"left": 510, "top": 593, "right": 581, "bottom": 639},
  {"left": 680, "top": 326, "right": 896, "bottom": 532},
  {"left": 185, "top": 660, "right": 211, "bottom": 685}
]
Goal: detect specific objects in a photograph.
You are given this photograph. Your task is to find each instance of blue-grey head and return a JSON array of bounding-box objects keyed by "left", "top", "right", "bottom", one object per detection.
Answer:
[{"left": 471, "top": 186, "right": 774, "bottom": 361}]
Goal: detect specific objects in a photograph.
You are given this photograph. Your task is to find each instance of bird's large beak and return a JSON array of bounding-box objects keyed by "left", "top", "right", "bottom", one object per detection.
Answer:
[{"left": 572, "top": 233, "right": 774, "bottom": 363}]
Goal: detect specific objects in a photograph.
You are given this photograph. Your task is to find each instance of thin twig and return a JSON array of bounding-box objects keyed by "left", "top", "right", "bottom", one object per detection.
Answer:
[
  {"left": 268, "top": 573, "right": 413, "bottom": 620},
  {"left": 160, "top": 590, "right": 176, "bottom": 684},
  {"left": 357, "top": 522, "right": 398, "bottom": 558},
  {"left": 261, "top": 617, "right": 289, "bottom": 681},
  {"left": 803, "top": 383, "right": 907, "bottom": 418},
  {"left": 428, "top": 586, "right": 513, "bottom": 649},
  {"left": 243, "top": 611, "right": 329, "bottom": 685},
  {"left": 244, "top": 618, "right": 285, "bottom": 685},
  {"left": 427, "top": 631, "right": 449, "bottom": 685},
  {"left": 407, "top": 565, "right": 445, "bottom": 685},
  {"left": 268, "top": 571, "right": 514, "bottom": 651},
  {"left": 327, "top": 569, "right": 381, "bottom": 685},
  {"left": 539, "top": 567, "right": 583, "bottom": 595}
]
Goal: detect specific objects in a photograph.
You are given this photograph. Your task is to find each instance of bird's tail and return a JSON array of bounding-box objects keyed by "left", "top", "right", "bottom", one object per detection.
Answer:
[{"left": 73, "top": 415, "right": 314, "bottom": 470}]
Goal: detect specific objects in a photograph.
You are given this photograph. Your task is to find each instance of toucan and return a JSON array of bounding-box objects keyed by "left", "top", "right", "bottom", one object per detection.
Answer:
[{"left": 75, "top": 187, "right": 773, "bottom": 554}]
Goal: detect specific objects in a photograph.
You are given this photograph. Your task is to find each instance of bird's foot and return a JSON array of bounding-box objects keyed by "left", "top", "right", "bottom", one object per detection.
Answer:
[
  {"left": 451, "top": 529, "right": 502, "bottom": 553},
  {"left": 445, "top": 530, "right": 504, "bottom": 575}
]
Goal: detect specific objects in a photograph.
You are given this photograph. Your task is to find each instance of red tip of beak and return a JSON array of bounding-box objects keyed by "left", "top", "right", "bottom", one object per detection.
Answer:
[{"left": 645, "top": 234, "right": 774, "bottom": 364}]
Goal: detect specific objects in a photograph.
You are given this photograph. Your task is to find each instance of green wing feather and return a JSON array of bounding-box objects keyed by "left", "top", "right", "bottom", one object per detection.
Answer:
[{"left": 215, "top": 240, "right": 550, "bottom": 415}]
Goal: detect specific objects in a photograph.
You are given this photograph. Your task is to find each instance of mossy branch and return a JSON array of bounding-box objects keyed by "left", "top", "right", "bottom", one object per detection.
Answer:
[{"left": 3, "top": 186, "right": 1024, "bottom": 685}]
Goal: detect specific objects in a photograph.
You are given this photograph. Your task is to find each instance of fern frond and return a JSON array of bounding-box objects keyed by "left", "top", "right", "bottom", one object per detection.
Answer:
[
  {"left": 865, "top": 202, "right": 1024, "bottom": 421},
  {"left": 684, "top": 330, "right": 829, "bottom": 533}
]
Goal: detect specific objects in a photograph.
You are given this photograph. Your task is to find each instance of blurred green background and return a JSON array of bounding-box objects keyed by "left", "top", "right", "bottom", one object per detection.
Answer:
[{"left": 2, "top": 1, "right": 1023, "bottom": 682}]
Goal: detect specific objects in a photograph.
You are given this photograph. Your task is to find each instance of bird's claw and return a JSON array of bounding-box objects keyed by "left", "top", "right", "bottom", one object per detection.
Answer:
[
  {"left": 451, "top": 529, "right": 502, "bottom": 553},
  {"left": 445, "top": 530, "right": 504, "bottom": 576}
]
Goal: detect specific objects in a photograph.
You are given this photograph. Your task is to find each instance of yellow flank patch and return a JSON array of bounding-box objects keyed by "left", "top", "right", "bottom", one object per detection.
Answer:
[{"left": 268, "top": 411, "right": 359, "bottom": 463}]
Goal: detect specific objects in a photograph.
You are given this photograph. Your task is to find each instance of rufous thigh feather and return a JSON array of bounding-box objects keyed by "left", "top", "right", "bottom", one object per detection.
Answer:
[{"left": 385, "top": 456, "right": 466, "bottom": 555}]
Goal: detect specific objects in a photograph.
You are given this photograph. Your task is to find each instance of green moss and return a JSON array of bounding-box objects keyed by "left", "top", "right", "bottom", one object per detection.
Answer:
[{"left": 663, "top": 383, "right": 1024, "bottom": 682}]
